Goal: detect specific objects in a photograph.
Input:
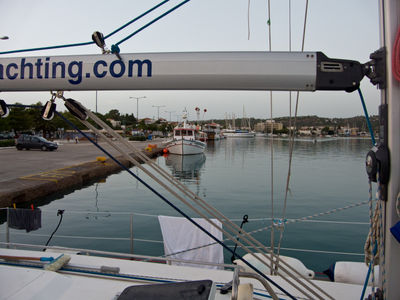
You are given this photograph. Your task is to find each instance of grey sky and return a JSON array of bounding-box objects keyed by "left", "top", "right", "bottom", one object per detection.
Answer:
[{"left": 0, "top": 0, "right": 380, "bottom": 121}]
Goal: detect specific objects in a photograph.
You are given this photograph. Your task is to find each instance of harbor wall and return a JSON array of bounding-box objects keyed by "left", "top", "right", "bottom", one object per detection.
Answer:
[{"left": 0, "top": 148, "right": 163, "bottom": 208}]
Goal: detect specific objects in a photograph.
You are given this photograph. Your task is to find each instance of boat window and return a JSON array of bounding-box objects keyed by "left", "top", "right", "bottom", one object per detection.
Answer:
[
  {"left": 175, "top": 130, "right": 181, "bottom": 136},
  {"left": 182, "top": 130, "right": 187, "bottom": 136},
  {"left": 187, "top": 130, "right": 193, "bottom": 136}
]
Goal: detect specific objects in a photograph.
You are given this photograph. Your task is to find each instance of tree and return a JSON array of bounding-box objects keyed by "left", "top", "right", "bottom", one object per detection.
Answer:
[
  {"left": 321, "top": 126, "right": 330, "bottom": 135},
  {"left": 104, "top": 109, "right": 121, "bottom": 121},
  {"left": 7, "top": 104, "right": 34, "bottom": 133}
]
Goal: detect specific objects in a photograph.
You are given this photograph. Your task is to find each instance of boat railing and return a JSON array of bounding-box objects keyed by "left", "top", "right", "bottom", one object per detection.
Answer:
[{"left": 0, "top": 207, "right": 366, "bottom": 264}]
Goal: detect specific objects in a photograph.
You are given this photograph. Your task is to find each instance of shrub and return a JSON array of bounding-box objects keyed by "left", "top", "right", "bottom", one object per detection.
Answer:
[
  {"left": 129, "top": 136, "right": 146, "bottom": 141},
  {"left": 0, "top": 139, "right": 15, "bottom": 147}
]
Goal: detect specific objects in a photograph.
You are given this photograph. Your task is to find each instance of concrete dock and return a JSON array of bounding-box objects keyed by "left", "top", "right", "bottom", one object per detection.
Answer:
[{"left": 0, "top": 139, "right": 166, "bottom": 207}]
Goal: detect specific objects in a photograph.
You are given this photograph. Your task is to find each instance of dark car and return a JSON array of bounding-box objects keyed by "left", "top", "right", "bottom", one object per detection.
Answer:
[{"left": 16, "top": 135, "right": 58, "bottom": 151}]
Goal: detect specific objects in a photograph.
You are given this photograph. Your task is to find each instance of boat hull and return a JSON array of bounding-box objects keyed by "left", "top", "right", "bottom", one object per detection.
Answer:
[
  {"left": 223, "top": 131, "right": 255, "bottom": 138},
  {"left": 166, "top": 139, "right": 206, "bottom": 155}
]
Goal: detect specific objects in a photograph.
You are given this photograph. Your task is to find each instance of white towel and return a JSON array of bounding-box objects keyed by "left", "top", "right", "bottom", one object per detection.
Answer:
[{"left": 158, "top": 216, "right": 224, "bottom": 269}]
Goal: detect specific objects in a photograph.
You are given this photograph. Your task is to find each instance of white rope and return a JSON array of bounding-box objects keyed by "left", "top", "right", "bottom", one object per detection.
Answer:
[{"left": 364, "top": 185, "right": 380, "bottom": 266}]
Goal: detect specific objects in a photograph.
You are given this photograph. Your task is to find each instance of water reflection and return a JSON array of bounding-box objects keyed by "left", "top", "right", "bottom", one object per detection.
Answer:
[
  {"left": 85, "top": 180, "right": 111, "bottom": 219},
  {"left": 164, "top": 153, "right": 206, "bottom": 182}
]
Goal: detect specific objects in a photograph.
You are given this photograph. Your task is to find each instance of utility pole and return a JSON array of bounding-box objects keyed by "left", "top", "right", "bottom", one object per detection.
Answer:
[
  {"left": 152, "top": 105, "right": 165, "bottom": 121},
  {"left": 129, "top": 96, "right": 146, "bottom": 122},
  {"left": 165, "top": 110, "right": 175, "bottom": 122}
]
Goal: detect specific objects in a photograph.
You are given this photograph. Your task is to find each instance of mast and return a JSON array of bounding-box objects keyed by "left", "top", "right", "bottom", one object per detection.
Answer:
[{"left": 379, "top": 0, "right": 400, "bottom": 298}]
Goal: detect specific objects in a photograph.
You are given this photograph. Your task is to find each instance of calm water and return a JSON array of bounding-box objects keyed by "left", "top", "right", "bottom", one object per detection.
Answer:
[{"left": 1, "top": 137, "right": 374, "bottom": 273}]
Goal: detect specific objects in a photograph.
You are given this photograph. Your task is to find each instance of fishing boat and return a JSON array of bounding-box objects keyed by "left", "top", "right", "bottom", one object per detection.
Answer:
[
  {"left": 164, "top": 110, "right": 207, "bottom": 155},
  {"left": 203, "top": 123, "right": 222, "bottom": 140},
  {"left": 0, "top": 0, "right": 399, "bottom": 299}
]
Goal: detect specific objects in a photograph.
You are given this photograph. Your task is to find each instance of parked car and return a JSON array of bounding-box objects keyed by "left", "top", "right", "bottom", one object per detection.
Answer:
[
  {"left": 0, "top": 132, "right": 15, "bottom": 140},
  {"left": 16, "top": 135, "right": 58, "bottom": 151}
]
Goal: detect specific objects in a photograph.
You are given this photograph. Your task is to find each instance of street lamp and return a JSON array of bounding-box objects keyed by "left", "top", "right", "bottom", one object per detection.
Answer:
[
  {"left": 129, "top": 96, "right": 146, "bottom": 122},
  {"left": 0, "top": 36, "right": 9, "bottom": 40},
  {"left": 152, "top": 105, "right": 165, "bottom": 121}
]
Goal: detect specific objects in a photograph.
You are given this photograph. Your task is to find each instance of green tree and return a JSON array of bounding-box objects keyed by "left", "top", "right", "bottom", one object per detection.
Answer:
[
  {"left": 104, "top": 109, "right": 121, "bottom": 121},
  {"left": 7, "top": 104, "right": 34, "bottom": 133}
]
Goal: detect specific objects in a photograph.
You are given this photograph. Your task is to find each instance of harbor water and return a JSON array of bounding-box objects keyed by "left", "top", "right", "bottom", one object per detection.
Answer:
[{"left": 1, "top": 137, "right": 373, "bottom": 274}]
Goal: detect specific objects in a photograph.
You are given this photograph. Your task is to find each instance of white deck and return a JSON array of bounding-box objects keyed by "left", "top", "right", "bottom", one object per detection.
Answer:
[{"left": 0, "top": 248, "right": 370, "bottom": 300}]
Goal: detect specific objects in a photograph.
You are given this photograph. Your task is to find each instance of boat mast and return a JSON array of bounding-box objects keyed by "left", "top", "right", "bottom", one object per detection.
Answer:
[{"left": 379, "top": 0, "right": 400, "bottom": 298}]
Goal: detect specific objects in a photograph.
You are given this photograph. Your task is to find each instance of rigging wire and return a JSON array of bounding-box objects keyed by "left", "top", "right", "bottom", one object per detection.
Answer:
[
  {"left": 51, "top": 97, "right": 333, "bottom": 299},
  {"left": 53, "top": 110, "right": 299, "bottom": 300},
  {"left": 275, "top": 0, "right": 309, "bottom": 272},
  {"left": 247, "top": 0, "right": 251, "bottom": 40},
  {"left": 266, "top": 0, "right": 275, "bottom": 273},
  {"left": 77, "top": 105, "right": 330, "bottom": 299},
  {"left": 357, "top": 88, "right": 376, "bottom": 145},
  {"left": 155, "top": 201, "right": 369, "bottom": 262},
  {"left": 104, "top": 0, "right": 169, "bottom": 40},
  {"left": 114, "top": 0, "right": 191, "bottom": 47},
  {"left": 5, "top": 96, "right": 323, "bottom": 298},
  {"left": 0, "top": 0, "right": 171, "bottom": 55}
]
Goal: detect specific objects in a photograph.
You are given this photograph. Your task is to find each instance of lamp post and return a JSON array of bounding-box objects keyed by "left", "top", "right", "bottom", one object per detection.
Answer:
[
  {"left": 129, "top": 96, "right": 146, "bottom": 122},
  {"left": 152, "top": 105, "right": 165, "bottom": 121}
]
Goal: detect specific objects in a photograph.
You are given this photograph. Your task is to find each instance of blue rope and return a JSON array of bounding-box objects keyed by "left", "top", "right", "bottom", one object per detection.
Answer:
[
  {"left": 0, "top": 0, "right": 170, "bottom": 55},
  {"left": 357, "top": 88, "right": 376, "bottom": 146},
  {"left": 0, "top": 41, "right": 94, "bottom": 55},
  {"left": 104, "top": 0, "right": 170, "bottom": 39},
  {"left": 114, "top": 0, "right": 192, "bottom": 46},
  {"left": 54, "top": 109, "right": 298, "bottom": 300},
  {"left": 360, "top": 241, "right": 377, "bottom": 300}
]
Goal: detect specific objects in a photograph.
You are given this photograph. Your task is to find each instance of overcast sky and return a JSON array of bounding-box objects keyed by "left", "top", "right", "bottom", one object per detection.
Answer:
[{"left": 0, "top": 0, "right": 381, "bottom": 121}]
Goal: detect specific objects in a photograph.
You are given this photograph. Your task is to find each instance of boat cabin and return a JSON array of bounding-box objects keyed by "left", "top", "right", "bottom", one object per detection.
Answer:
[{"left": 174, "top": 128, "right": 196, "bottom": 141}]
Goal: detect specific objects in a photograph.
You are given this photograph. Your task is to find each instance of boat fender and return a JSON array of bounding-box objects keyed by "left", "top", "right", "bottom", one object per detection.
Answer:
[
  {"left": 163, "top": 148, "right": 169, "bottom": 154},
  {"left": 234, "top": 253, "right": 315, "bottom": 279},
  {"left": 324, "top": 261, "right": 379, "bottom": 285}
]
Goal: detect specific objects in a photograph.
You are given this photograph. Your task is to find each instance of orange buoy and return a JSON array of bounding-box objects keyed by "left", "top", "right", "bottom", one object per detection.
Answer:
[{"left": 163, "top": 148, "right": 169, "bottom": 154}]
